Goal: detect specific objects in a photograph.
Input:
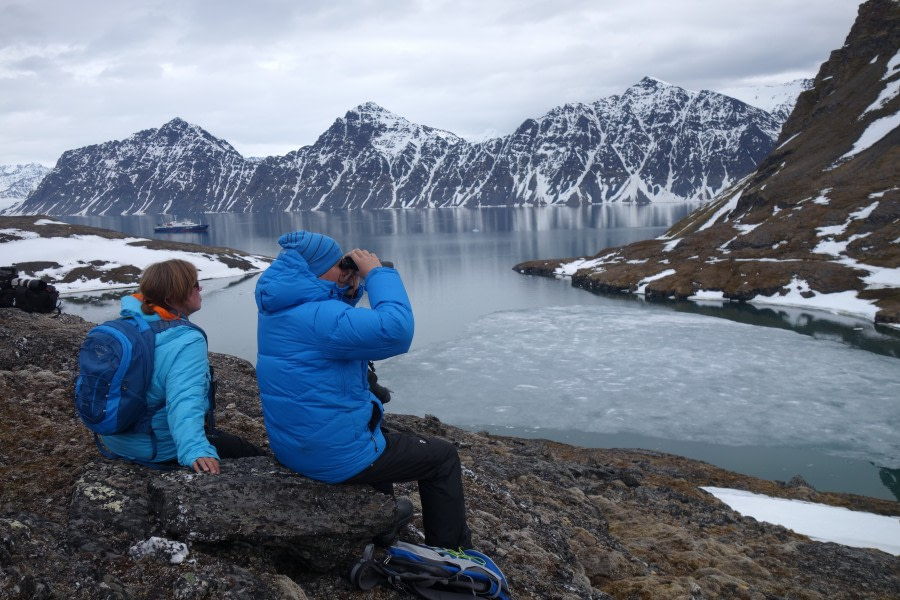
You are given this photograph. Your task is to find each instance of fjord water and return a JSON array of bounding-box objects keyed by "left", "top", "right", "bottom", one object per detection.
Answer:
[{"left": 63, "top": 207, "right": 900, "bottom": 501}]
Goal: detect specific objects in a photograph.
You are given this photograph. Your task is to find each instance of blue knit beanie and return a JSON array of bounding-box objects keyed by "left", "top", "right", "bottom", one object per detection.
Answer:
[{"left": 278, "top": 230, "right": 342, "bottom": 277}]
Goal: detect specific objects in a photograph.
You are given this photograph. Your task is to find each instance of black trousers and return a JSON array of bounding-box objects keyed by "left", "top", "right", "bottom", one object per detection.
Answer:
[
  {"left": 344, "top": 430, "right": 472, "bottom": 550},
  {"left": 208, "top": 429, "right": 266, "bottom": 459}
]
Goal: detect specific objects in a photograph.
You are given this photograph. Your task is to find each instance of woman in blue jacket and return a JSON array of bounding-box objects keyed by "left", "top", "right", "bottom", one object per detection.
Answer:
[
  {"left": 256, "top": 231, "right": 472, "bottom": 549},
  {"left": 101, "top": 259, "right": 262, "bottom": 473}
]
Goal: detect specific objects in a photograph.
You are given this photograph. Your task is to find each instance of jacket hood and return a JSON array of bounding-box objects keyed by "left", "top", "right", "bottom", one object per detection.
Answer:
[
  {"left": 255, "top": 244, "right": 344, "bottom": 314},
  {"left": 120, "top": 294, "right": 161, "bottom": 320}
]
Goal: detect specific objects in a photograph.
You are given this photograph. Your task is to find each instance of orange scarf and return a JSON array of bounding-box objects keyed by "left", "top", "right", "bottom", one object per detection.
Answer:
[{"left": 132, "top": 293, "right": 183, "bottom": 320}]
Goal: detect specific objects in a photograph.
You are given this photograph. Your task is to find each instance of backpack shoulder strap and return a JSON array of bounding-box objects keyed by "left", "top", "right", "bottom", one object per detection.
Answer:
[
  {"left": 350, "top": 544, "right": 388, "bottom": 591},
  {"left": 148, "top": 318, "right": 207, "bottom": 342}
]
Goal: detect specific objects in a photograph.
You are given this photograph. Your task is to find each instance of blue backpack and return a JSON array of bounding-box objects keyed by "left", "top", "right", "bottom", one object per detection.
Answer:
[
  {"left": 351, "top": 541, "right": 510, "bottom": 599},
  {"left": 74, "top": 315, "right": 207, "bottom": 463}
]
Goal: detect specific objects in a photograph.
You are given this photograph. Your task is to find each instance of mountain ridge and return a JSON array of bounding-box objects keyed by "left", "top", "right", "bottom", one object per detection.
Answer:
[{"left": 13, "top": 77, "right": 790, "bottom": 215}]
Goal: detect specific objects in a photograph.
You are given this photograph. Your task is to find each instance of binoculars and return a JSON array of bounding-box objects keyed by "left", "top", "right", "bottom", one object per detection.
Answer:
[{"left": 339, "top": 257, "right": 394, "bottom": 271}]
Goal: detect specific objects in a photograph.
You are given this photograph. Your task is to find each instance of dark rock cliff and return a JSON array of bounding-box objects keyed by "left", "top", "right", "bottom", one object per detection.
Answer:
[
  {"left": 1, "top": 308, "right": 898, "bottom": 599},
  {"left": 514, "top": 0, "right": 900, "bottom": 326}
]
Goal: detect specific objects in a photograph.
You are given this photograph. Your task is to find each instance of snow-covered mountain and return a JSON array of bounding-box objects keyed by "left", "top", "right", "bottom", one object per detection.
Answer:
[
  {"left": 237, "top": 102, "right": 466, "bottom": 211},
  {"left": 716, "top": 78, "right": 814, "bottom": 122},
  {"left": 17, "top": 78, "right": 790, "bottom": 215},
  {"left": 0, "top": 163, "right": 51, "bottom": 213},
  {"left": 21, "top": 118, "right": 253, "bottom": 215}
]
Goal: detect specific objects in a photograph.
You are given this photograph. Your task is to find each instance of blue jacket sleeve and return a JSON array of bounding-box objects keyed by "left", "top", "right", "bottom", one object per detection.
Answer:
[
  {"left": 164, "top": 330, "right": 218, "bottom": 467},
  {"left": 317, "top": 267, "right": 414, "bottom": 361}
]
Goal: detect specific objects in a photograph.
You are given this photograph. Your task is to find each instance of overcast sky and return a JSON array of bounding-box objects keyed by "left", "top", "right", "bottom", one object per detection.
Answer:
[{"left": 1, "top": 0, "right": 863, "bottom": 166}]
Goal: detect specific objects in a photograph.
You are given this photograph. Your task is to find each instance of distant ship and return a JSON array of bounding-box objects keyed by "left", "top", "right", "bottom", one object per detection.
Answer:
[{"left": 153, "top": 218, "right": 210, "bottom": 233}]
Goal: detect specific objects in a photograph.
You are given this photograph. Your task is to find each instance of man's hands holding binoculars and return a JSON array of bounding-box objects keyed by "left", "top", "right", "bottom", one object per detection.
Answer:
[
  {"left": 337, "top": 249, "right": 384, "bottom": 295},
  {"left": 339, "top": 249, "right": 383, "bottom": 278}
]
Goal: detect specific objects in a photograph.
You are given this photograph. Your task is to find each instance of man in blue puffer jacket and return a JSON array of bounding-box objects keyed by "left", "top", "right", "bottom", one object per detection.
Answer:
[{"left": 256, "top": 231, "right": 472, "bottom": 549}]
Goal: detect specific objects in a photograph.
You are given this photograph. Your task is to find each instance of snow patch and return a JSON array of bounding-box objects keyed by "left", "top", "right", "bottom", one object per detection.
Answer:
[
  {"left": 816, "top": 224, "right": 846, "bottom": 238},
  {"left": 129, "top": 537, "right": 189, "bottom": 564},
  {"left": 811, "top": 191, "right": 831, "bottom": 205},
  {"left": 887, "top": 50, "right": 900, "bottom": 75},
  {"left": 1, "top": 228, "right": 271, "bottom": 293},
  {"left": 689, "top": 290, "right": 726, "bottom": 302},
  {"left": 750, "top": 277, "right": 877, "bottom": 320},
  {"left": 0, "top": 228, "right": 40, "bottom": 240},
  {"left": 698, "top": 189, "right": 743, "bottom": 232},
  {"left": 775, "top": 132, "right": 800, "bottom": 150},
  {"left": 702, "top": 487, "right": 900, "bottom": 556},
  {"left": 863, "top": 77, "right": 900, "bottom": 116},
  {"left": 849, "top": 201, "right": 879, "bottom": 220},
  {"left": 839, "top": 112, "right": 900, "bottom": 161},
  {"left": 554, "top": 257, "right": 597, "bottom": 277},
  {"left": 862, "top": 50, "right": 900, "bottom": 116},
  {"left": 636, "top": 269, "right": 676, "bottom": 294},
  {"left": 863, "top": 266, "right": 900, "bottom": 289},
  {"left": 662, "top": 238, "right": 681, "bottom": 252},
  {"left": 869, "top": 187, "right": 897, "bottom": 199}
]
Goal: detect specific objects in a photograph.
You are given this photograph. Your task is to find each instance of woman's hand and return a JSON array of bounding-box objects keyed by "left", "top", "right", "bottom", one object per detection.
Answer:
[{"left": 192, "top": 456, "right": 220, "bottom": 474}]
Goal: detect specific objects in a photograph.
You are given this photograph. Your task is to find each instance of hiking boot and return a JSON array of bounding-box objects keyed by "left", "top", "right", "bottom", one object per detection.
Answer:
[{"left": 373, "top": 496, "right": 413, "bottom": 546}]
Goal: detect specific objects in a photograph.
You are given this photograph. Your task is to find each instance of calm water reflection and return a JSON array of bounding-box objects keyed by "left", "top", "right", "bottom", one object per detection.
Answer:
[
  {"left": 66, "top": 206, "right": 900, "bottom": 358},
  {"left": 66, "top": 205, "right": 702, "bottom": 352}
]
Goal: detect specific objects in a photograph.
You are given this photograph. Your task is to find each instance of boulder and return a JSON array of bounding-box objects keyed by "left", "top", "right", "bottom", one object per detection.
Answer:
[{"left": 68, "top": 457, "right": 396, "bottom": 572}]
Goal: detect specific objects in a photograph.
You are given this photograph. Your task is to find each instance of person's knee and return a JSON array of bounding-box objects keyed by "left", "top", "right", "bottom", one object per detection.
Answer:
[{"left": 425, "top": 436, "right": 461, "bottom": 477}]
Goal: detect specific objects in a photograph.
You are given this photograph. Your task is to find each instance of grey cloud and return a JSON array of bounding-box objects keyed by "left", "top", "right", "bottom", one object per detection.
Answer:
[{"left": 0, "top": 0, "right": 864, "bottom": 165}]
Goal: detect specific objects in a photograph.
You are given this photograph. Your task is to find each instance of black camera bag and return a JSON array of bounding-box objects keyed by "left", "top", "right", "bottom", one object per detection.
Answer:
[
  {"left": 0, "top": 265, "right": 60, "bottom": 314},
  {"left": 0, "top": 266, "right": 17, "bottom": 308}
]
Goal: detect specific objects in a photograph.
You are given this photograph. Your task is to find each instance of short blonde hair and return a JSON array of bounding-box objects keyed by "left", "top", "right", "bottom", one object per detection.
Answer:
[{"left": 139, "top": 259, "right": 198, "bottom": 315}]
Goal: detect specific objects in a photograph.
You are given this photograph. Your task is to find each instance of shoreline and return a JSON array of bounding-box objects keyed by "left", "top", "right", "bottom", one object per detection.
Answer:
[
  {"left": 476, "top": 424, "right": 899, "bottom": 503},
  {"left": 542, "top": 262, "right": 899, "bottom": 330}
]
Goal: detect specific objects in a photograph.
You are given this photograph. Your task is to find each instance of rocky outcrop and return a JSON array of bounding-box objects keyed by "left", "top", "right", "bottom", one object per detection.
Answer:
[
  {"left": 2, "top": 305, "right": 899, "bottom": 598},
  {"left": 17, "top": 79, "right": 785, "bottom": 215},
  {"left": 514, "top": 0, "right": 900, "bottom": 325},
  {"left": 70, "top": 458, "right": 397, "bottom": 572}
]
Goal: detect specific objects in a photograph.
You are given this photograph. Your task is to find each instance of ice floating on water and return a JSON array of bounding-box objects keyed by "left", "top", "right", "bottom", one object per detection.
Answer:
[{"left": 384, "top": 305, "right": 900, "bottom": 468}]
